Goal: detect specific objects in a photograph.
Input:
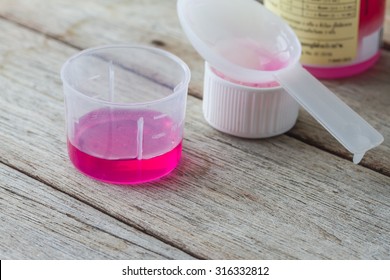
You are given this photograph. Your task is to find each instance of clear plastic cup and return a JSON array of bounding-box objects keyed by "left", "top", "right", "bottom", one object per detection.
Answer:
[{"left": 61, "top": 45, "right": 191, "bottom": 184}]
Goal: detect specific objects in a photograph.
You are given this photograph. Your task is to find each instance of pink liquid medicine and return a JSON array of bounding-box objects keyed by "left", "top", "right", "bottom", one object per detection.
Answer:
[
  {"left": 264, "top": 0, "right": 386, "bottom": 79},
  {"left": 67, "top": 109, "right": 182, "bottom": 184},
  {"left": 213, "top": 38, "right": 288, "bottom": 87}
]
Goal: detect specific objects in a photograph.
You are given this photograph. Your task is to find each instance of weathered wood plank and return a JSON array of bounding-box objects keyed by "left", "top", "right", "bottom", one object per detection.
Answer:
[
  {"left": 0, "top": 0, "right": 388, "bottom": 174},
  {"left": 0, "top": 0, "right": 205, "bottom": 95},
  {"left": 0, "top": 19, "right": 389, "bottom": 259},
  {"left": 0, "top": 164, "right": 194, "bottom": 259}
]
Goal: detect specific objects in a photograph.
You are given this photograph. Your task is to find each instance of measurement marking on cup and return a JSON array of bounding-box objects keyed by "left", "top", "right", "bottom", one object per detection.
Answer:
[
  {"left": 137, "top": 117, "right": 144, "bottom": 160},
  {"left": 152, "top": 133, "right": 166, "bottom": 139},
  {"left": 109, "top": 60, "right": 115, "bottom": 102},
  {"left": 154, "top": 114, "right": 168, "bottom": 120},
  {"left": 88, "top": 75, "right": 101, "bottom": 80}
]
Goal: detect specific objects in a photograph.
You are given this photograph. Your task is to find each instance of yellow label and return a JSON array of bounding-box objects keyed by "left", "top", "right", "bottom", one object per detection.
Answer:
[{"left": 264, "top": 0, "right": 361, "bottom": 66}]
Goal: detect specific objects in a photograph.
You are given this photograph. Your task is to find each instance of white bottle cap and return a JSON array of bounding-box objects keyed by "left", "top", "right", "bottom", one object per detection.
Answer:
[
  {"left": 203, "top": 62, "right": 299, "bottom": 138},
  {"left": 177, "top": 0, "right": 384, "bottom": 163}
]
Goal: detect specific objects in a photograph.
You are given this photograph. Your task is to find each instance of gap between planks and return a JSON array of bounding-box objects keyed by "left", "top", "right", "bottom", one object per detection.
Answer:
[
  {"left": 0, "top": 14, "right": 83, "bottom": 52},
  {"left": 0, "top": 162, "right": 198, "bottom": 259},
  {"left": 0, "top": 156, "right": 204, "bottom": 260}
]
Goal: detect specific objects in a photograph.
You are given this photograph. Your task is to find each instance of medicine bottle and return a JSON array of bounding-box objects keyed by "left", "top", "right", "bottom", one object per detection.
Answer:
[{"left": 264, "top": 0, "right": 386, "bottom": 79}]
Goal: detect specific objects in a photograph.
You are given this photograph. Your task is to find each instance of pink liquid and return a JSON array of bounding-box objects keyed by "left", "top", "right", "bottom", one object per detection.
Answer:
[
  {"left": 67, "top": 109, "right": 182, "bottom": 184},
  {"left": 212, "top": 67, "right": 280, "bottom": 88},
  {"left": 214, "top": 38, "right": 287, "bottom": 87},
  {"left": 304, "top": 52, "right": 381, "bottom": 79},
  {"left": 304, "top": 0, "right": 386, "bottom": 79},
  {"left": 359, "top": 0, "right": 386, "bottom": 36}
]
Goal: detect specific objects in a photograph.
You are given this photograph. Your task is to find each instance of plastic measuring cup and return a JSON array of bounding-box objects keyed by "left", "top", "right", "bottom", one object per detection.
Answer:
[
  {"left": 177, "top": 0, "right": 383, "bottom": 164},
  {"left": 61, "top": 45, "right": 190, "bottom": 184}
]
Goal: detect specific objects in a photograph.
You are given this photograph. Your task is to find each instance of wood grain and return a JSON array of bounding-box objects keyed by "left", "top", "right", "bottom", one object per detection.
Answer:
[
  {"left": 0, "top": 164, "right": 193, "bottom": 259},
  {"left": 0, "top": 0, "right": 388, "bottom": 175},
  {"left": 0, "top": 18, "right": 389, "bottom": 259}
]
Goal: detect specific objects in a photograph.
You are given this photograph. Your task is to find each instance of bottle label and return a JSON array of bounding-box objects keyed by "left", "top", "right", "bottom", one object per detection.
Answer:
[{"left": 264, "top": 0, "right": 361, "bottom": 66}]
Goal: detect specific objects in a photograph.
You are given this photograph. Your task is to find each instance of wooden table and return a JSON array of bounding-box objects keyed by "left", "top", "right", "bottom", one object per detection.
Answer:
[{"left": 0, "top": 0, "right": 389, "bottom": 260}]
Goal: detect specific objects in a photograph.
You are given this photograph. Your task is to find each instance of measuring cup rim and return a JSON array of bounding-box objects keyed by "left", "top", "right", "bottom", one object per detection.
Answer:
[{"left": 60, "top": 44, "right": 191, "bottom": 107}]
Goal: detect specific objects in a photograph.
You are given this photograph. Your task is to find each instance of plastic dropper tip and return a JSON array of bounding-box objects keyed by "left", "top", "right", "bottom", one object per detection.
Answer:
[{"left": 353, "top": 153, "right": 365, "bottom": 164}]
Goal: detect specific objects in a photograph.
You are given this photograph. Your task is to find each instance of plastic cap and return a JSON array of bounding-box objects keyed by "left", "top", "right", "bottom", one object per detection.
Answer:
[
  {"left": 177, "top": 0, "right": 384, "bottom": 163},
  {"left": 203, "top": 62, "right": 299, "bottom": 138}
]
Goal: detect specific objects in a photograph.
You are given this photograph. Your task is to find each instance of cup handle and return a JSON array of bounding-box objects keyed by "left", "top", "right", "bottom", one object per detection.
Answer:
[{"left": 274, "top": 64, "right": 383, "bottom": 164}]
